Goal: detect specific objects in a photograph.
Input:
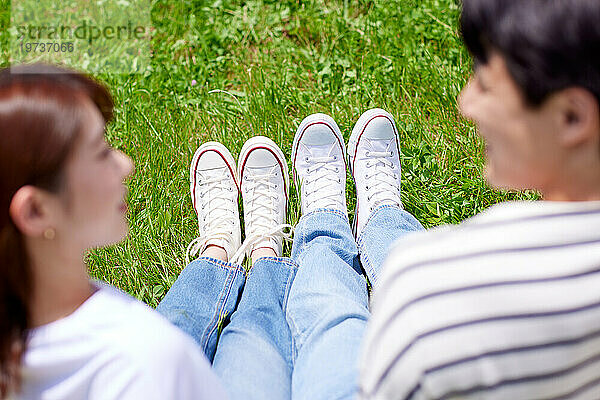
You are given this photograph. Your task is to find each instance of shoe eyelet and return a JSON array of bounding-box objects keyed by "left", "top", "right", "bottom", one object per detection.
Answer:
[
  {"left": 390, "top": 151, "right": 394, "bottom": 156},
  {"left": 366, "top": 151, "right": 371, "bottom": 157},
  {"left": 365, "top": 185, "right": 369, "bottom": 190},
  {"left": 333, "top": 155, "right": 337, "bottom": 160},
  {"left": 305, "top": 156, "right": 310, "bottom": 162}
]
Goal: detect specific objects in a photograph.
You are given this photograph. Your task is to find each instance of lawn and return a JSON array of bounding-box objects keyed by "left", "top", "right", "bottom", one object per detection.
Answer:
[{"left": 0, "top": 0, "right": 537, "bottom": 307}]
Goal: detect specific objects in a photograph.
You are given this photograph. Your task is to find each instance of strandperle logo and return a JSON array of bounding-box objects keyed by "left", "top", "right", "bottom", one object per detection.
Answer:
[
  {"left": 15, "top": 21, "right": 148, "bottom": 45},
  {"left": 8, "top": 0, "right": 152, "bottom": 74}
]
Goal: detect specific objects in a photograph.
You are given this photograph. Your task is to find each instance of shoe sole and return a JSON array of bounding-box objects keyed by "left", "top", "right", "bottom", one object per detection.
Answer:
[
  {"left": 190, "top": 141, "right": 239, "bottom": 217},
  {"left": 347, "top": 108, "right": 400, "bottom": 236},
  {"left": 238, "top": 136, "right": 290, "bottom": 202},
  {"left": 291, "top": 113, "right": 347, "bottom": 189}
]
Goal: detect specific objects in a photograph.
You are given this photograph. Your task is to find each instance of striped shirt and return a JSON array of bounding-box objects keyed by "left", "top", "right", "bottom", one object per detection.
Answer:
[{"left": 359, "top": 200, "right": 600, "bottom": 400}]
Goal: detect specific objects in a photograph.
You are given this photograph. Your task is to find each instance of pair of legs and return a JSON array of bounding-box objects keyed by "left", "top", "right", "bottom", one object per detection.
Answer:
[{"left": 157, "top": 109, "right": 424, "bottom": 399}]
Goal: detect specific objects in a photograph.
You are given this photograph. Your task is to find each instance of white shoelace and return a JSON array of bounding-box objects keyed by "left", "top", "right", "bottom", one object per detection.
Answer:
[
  {"left": 303, "top": 155, "right": 345, "bottom": 210},
  {"left": 186, "top": 174, "right": 237, "bottom": 265},
  {"left": 230, "top": 172, "right": 293, "bottom": 265},
  {"left": 364, "top": 150, "right": 402, "bottom": 211}
]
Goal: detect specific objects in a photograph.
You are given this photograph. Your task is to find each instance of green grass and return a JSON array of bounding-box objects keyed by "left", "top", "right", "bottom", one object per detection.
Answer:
[{"left": 0, "top": 0, "right": 538, "bottom": 307}]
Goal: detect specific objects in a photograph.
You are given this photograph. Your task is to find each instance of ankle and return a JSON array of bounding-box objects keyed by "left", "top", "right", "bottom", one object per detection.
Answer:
[
  {"left": 201, "top": 245, "right": 228, "bottom": 262},
  {"left": 250, "top": 246, "right": 277, "bottom": 264}
]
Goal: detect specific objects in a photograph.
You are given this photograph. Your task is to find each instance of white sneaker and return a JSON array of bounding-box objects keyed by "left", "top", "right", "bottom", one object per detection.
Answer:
[
  {"left": 292, "top": 113, "right": 347, "bottom": 215},
  {"left": 348, "top": 108, "right": 402, "bottom": 238},
  {"left": 231, "top": 136, "right": 292, "bottom": 264},
  {"left": 186, "top": 142, "right": 241, "bottom": 264}
]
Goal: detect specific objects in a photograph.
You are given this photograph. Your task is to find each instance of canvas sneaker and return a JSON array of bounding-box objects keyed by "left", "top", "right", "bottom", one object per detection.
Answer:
[
  {"left": 348, "top": 108, "right": 402, "bottom": 238},
  {"left": 292, "top": 113, "right": 347, "bottom": 215},
  {"left": 231, "top": 136, "right": 292, "bottom": 264},
  {"left": 186, "top": 142, "right": 241, "bottom": 264}
]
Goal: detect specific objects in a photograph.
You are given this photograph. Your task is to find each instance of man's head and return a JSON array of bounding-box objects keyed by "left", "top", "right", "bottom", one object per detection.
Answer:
[{"left": 458, "top": 0, "right": 600, "bottom": 200}]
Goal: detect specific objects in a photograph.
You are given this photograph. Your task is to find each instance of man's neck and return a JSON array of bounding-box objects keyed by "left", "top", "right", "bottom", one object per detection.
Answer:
[
  {"left": 541, "top": 146, "right": 600, "bottom": 201},
  {"left": 542, "top": 175, "right": 600, "bottom": 201}
]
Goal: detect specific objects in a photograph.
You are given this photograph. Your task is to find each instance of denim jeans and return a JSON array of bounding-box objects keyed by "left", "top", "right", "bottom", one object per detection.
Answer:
[{"left": 157, "top": 205, "right": 423, "bottom": 400}]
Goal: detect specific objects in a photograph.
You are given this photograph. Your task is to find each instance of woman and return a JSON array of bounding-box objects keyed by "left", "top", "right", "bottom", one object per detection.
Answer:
[{"left": 0, "top": 64, "right": 225, "bottom": 399}]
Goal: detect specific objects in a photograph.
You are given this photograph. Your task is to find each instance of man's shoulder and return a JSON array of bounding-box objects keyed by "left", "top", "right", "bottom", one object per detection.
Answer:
[
  {"left": 381, "top": 200, "right": 600, "bottom": 282},
  {"left": 391, "top": 200, "right": 600, "bottom": 250},
  {"left": 363, "top": 201, "right": 600, "bottom": 400}
]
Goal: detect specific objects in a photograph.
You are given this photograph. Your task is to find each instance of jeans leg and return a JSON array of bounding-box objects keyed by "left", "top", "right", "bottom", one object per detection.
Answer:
[
  {"left": 357, "top": 204, "right": 424, "bottom": 285},
  {"left": 212, "top": 257, "right": 298, "bottom": 400},
  {"left": 156, "top": 256, "right": 246, "bottom": 362},
  {"left": 287, "top": 209, "right": 367, "bottom": 400}
]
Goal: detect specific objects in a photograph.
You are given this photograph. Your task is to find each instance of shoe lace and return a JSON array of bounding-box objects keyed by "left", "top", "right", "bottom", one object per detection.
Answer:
[
  {"left": 303, "top": 154, "right": 345, "bottom": 210},
  {"left": 186, "top": 174, "right": 237, "bottom": 265},
  {"left": 364, "top": 150, "right": 402, "bottom": 211},
  {"left": 230, "top": 172, "right": 293, "bottom": 265}
]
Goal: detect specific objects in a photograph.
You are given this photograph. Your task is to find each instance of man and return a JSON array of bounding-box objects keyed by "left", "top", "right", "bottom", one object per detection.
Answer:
[{"left": 359, "top": 0, "right": 600, "bottom": 399}]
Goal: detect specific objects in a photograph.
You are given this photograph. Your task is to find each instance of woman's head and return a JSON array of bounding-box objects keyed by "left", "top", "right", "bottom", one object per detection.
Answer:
[{"left": 0, "top": 63, "right": 132, "bottom": 396}]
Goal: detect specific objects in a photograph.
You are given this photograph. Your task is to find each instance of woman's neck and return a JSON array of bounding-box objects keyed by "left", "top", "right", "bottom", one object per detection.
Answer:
[{"left": 26, "top": 239, "right": 97, "bottom": 327}]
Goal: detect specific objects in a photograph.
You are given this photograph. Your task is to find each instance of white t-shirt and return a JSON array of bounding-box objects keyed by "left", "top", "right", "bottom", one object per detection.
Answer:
[
  {"left": 16, "top": 282, "right": 228, "bottom": 400},
  {"left": 360, "top": 200, "right": 600, "bottom": 400}
]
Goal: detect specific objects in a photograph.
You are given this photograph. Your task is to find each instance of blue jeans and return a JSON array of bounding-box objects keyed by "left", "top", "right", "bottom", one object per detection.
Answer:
[{"left": 157, "top": 206, "right": 423, "bottom": 399}]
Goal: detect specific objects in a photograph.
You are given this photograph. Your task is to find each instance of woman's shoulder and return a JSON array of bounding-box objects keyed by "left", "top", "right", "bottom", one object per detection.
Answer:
[
  {"left": 79, "top": 283, "right": 224, "bottom": 397},
  {"left": 23, "top": 282, "right": 225, "bottom": 400},
  {"left": 29, "top": 281, "right": 202, "bottom": 362},
  {"left": 89, "top": 282, "right": 200, "bottom": 354}
]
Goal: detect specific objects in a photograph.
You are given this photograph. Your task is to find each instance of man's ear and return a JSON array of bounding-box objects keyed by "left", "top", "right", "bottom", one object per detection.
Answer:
[
  {"left": 554, "top": 87, "right": 600, "bottom": 148},
  {"left": 9, "top": 186, "right": 54, "bottom": 237}
]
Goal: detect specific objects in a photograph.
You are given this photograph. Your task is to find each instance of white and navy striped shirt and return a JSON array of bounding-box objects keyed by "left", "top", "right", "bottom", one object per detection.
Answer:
[{"left": 360, "top": 200, "right": 600, "bottom": 400}]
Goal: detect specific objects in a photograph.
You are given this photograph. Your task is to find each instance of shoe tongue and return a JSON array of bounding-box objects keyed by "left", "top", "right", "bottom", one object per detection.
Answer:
[
  {"left": 199, "top": 166, "right": 228, "bottom": 180},
  {"left": 366, "top": 138, "right": 393, "bottom": 153},
  {"left": 303, "top": 143, "right": 336, "bottom": 158},
  {"left": 246, "top": 164, "right": 277, "bottom": 178}
]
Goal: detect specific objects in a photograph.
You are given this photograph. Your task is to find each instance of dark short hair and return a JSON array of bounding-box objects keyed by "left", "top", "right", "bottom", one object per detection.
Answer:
[{"left": 460, "top": 0, "right": 600, "bottom": 106}]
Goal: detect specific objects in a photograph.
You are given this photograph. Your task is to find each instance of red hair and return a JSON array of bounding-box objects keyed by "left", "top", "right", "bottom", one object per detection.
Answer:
[{"left": 0, "top": 64, "right": 113, "bottom": 397}]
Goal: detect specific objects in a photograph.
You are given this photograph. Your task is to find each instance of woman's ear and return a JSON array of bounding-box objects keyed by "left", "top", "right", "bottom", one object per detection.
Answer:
[
  {"left": 554, "top": 87, "right": 600, "bottom": 148},
  {"left": 9, "top": 186, "right": 54, "bottom": 237}
]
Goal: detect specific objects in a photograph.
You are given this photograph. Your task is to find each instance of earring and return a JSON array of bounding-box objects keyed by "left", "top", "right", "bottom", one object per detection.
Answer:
[{"left": 43, "top": 228, "right": 56, "bottom": 240}]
